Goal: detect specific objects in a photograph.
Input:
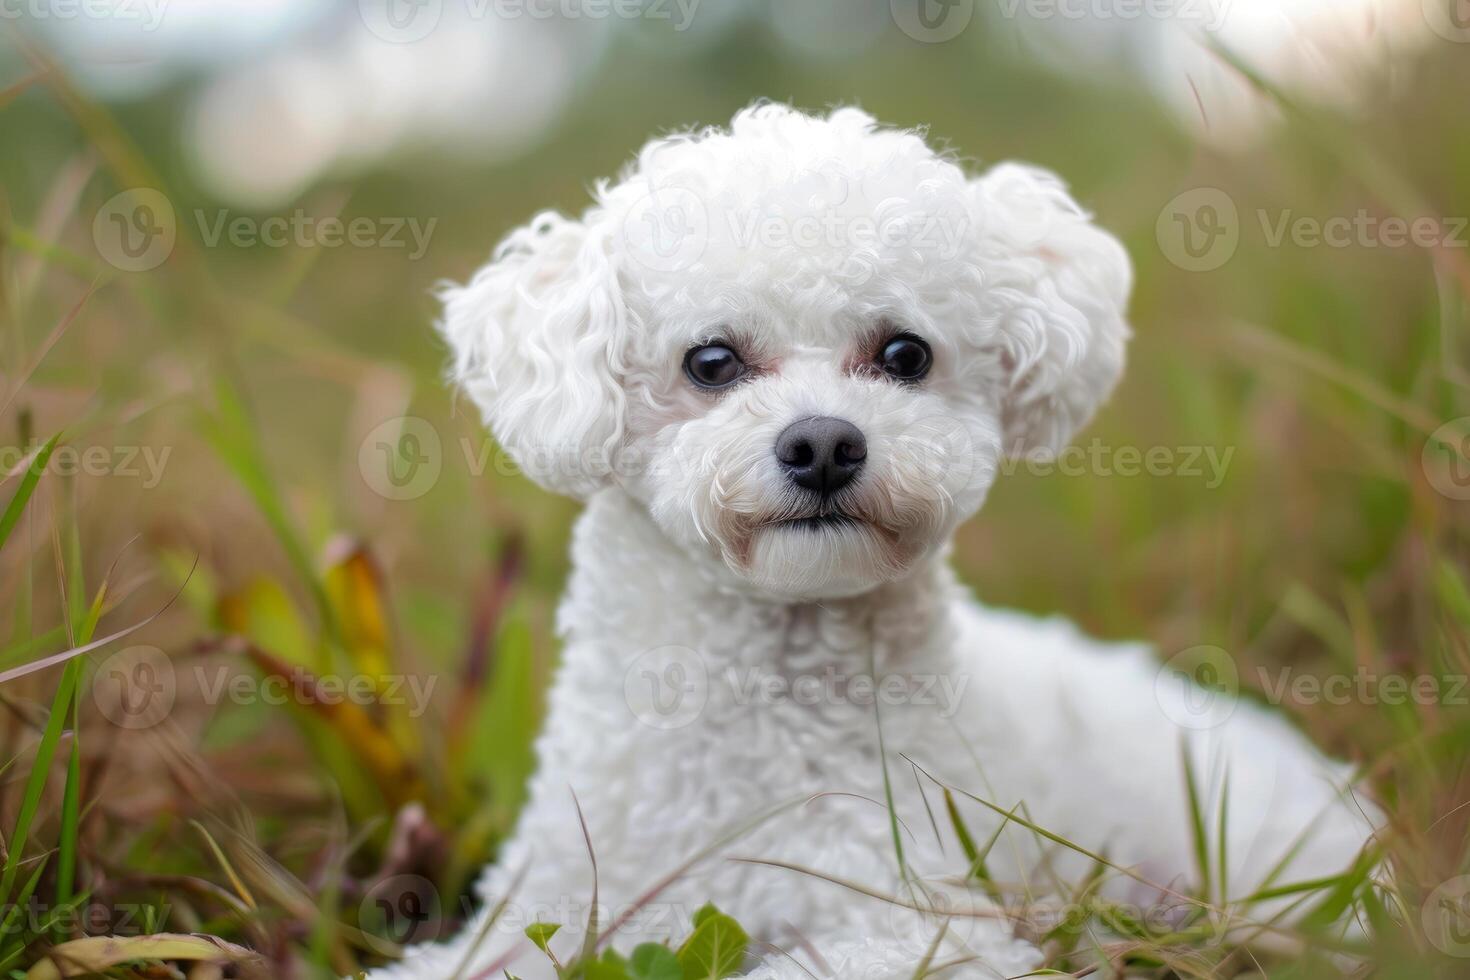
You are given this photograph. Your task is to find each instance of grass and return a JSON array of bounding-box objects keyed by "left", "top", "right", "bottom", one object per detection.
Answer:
[{"left": 2, "top": 14, "right": 1470, "bottom": 980}]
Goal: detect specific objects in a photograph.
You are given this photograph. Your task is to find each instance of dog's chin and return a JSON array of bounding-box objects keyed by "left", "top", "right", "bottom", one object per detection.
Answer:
[{"left": 741, "top": 516, "right": 912, "bottom": 600}]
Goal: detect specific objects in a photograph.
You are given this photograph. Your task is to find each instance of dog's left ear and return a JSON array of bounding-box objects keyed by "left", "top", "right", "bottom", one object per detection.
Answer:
[
  {"left": 969, "top": 163, "right": 1132, "bottom": 458},
  {"left": 438, "top": 210, "right": 627, "bottom": 499}
]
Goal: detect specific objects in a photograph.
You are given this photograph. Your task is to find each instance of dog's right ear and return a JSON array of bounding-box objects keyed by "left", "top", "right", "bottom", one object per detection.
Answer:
[
  {"left": 439, "top": 211, "right": 627, "bottom": 499},
  {"left": 967, "top": 163, "right": 1132, "bottom": 460}
]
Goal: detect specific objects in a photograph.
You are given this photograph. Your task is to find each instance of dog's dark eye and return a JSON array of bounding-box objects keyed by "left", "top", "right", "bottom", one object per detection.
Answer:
[
  {"left": 684, "top": 344, "right": 747, "bottom": 390},
  {"left": 877, "top": 335, "right": 932, "bottom": 382}
]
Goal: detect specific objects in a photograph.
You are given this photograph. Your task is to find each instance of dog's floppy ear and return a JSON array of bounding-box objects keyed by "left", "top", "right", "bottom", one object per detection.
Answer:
[
  {"left": 970, "top": 163, "right": 1132, "bottom": 459},
  {"left": 439, "top": 210, "right": 627, "bottom": 498}
]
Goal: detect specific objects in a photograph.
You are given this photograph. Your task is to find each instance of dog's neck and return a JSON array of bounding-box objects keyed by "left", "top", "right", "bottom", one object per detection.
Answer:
[{"left": 560, "top": 488, "right": 961, "bottom": 674}]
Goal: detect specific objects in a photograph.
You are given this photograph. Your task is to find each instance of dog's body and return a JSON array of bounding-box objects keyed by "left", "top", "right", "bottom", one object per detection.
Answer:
[{"left": 367, "top": 105, "right": 1377, "bottom": 978}]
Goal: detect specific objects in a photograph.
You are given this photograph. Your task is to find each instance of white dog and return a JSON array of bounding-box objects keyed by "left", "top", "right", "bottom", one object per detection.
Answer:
[{"left": 365, "top": 104, "right": 1378, "bottom": 979}]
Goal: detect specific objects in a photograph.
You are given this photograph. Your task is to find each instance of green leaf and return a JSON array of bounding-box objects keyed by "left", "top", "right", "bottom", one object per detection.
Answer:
[
  {"left": 576, "top": 948, "right": 633, "bottom": 980},
  {"left": 676, "top": 907, "right": 747, "bottom": 979},
  {"left": 524, "top": 922, "right": 561, "bottom": 955},
  {"left": 1435, "top": 560, "right": 1470, "bottom": 628},
  {"left": 466, "top": 614, "right": 539, "bottom": 814},
  {"left": 628, "top": 943, "right": 681, "bottom": 980}
]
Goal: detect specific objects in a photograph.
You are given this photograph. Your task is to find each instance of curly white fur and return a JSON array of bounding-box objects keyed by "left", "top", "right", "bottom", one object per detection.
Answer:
[{"left": 363, "top": 104, "right": 1378, "bottom": 980}]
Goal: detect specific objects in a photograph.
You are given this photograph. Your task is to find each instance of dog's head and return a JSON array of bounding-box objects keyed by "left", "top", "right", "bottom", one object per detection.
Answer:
[{"left": 442, "top": 104, "right": 1131, "bottom": 599}]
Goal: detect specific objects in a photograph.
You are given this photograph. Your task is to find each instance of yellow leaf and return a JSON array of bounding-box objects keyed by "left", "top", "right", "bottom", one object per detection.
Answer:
[
  {"left": 324, "top": 539, "right": 392, "bottom": 676},
  {"left": 26, "top": 933, "right": 263, "bottom": 979}
]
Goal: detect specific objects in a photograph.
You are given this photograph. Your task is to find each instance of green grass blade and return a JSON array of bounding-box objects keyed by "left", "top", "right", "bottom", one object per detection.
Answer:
[
  {"left": 0, "top": 432, "right": 61, "bottom": 551},
  {"left": 1214, "top": 766, "right": 1230, "bottom": 909},
  {"left": 943, "top": 789, "right": 979, "bottom": 870},
  {"left": 0, "top": 855, "right": 51, "bottom": 969},
  {"left": 199, "top": 377, "right": 339, "bottom": 650},
  {"left": 1180, "top": 740, "right": 1212, "bottom": 903},
  {"left": 0, "top": 561, "right": 194, "bottom": 686},
  {"left": 0, "top": 624, "right": 68, "bottom": 671},
  {"left": 53, "top": 575, "right": 102, "bottom": 924},
  {"left": 53, "top": 661, "right": 83, "bottom": 922},
  {"left": 0, "top": 661, "right": 81, "bottom": 907},
  {"left": 939, "top": 788, "right": 1001, "bottom": 899},
  {"left": 868, "top": 640, "right": 906, "bottom": 881},
  {"left": 913, "top": 761, "right": 1206, "bottom": 912}
]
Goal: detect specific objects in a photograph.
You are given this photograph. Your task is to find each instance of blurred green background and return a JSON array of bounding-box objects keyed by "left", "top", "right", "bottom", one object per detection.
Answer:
[{"left": 3, "top": 0, "right": 1470, "bottom": 976}]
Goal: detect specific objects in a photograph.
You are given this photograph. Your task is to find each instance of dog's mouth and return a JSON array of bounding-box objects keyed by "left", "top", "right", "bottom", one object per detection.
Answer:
[
  {"left": 728, "top": 499, "right": 921, "bottom": 596},
  {"left": 766, "top": 510, "right": 863, "bottom": 533}
]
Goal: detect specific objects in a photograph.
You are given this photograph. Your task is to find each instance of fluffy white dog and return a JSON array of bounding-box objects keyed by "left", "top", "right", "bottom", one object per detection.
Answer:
[{"left": 365, "top": 104, "right": 1378, "bottom": 979}]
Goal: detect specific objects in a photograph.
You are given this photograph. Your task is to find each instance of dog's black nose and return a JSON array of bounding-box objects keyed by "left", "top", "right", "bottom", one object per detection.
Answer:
[{"left": 775, "top": 417, "right": 867, "bottom": 496}]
